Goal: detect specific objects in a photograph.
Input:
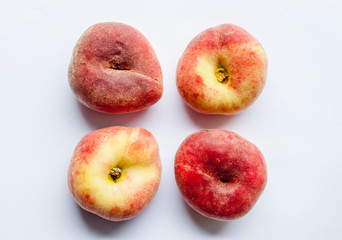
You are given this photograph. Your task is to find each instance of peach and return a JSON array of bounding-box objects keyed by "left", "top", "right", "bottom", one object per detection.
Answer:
[
  {"left": 68, "top": 126, "right": 162, "bottom": 221},
  {"left": 68, "top": 22, "right": 163, "bottom": 113},
  {"left": 175, "top": 129, "right": 267, "bottom": 220},
  {"left": 177, "top": 24, "right": 268, "bottom": 115}
]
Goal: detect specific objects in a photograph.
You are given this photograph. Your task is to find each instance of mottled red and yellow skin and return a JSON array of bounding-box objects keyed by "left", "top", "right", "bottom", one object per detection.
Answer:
[
  {"left": 68, "top": 126, "right": 162, "bottom": 221},
  {"left": 69, "top": 22, "right": 163, "bottom": 113},
  {"left": 177, "top": 24, "right": 268, "bottom": 115},
  {"left": 175, "top": 130, "right": 267, "bottom": 220}
]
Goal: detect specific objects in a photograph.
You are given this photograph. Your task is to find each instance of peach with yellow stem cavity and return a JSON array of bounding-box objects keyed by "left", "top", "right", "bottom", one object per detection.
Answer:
[
  {"left": 177, "top": 24, "right": 268, "bottom": 115},
  {"left": 68, "top": 126, "right": 162, "bottom": 221}
]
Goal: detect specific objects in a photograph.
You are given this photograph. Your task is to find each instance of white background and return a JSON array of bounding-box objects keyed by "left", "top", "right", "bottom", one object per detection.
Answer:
[{"left": 1, "top": 0, "right": 341, "bottom": 239}]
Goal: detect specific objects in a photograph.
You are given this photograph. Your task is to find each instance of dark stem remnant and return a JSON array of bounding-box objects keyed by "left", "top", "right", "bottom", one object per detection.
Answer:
[
  {"left": 109, "top": 167, "right": 122, "bottom": 182},
  {"left": 109, "top": 63, "right": 131, "bottom": 71},
  {"left": 220, "top": 178, "right": 229, "bottom": 183},
  {"left": 108, "top": 60, "right": 131, "bottom": 71},
  {"left": 215, "top": 67, "right": 229, "bottom": 83}
]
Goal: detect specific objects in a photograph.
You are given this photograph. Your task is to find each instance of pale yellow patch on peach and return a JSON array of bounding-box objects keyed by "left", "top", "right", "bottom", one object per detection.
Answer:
[
  {"left": 72, "top": 128, "right": 160, "bottom": 213},
  {"left": 195, "top": 42, "right": 266, "bottom": 113},
  {"left": 196, "top": 55, "right": 240, "bottom": 110},
  {"left": 254, "top": 45, "right": 264, "bottom": 54}
]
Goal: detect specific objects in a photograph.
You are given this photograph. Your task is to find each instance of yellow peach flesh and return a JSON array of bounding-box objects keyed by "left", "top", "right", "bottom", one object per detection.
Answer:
[{"left": 195, "top": 42, "right": 266, "bottom": 113}]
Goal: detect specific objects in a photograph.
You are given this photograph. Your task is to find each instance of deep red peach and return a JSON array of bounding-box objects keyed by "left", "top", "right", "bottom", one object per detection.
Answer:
[
  {"left": 69, "top": 22, "right": 163, "bottom": 113},
  {"left": 175, "top": 129, "right": 267, "bottom": 220}
]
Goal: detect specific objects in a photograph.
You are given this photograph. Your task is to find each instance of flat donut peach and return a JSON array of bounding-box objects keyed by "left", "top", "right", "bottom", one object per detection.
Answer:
[
  {"left": 174, "top": 129, "right": 267, "bottom": 220},
  {"left": 68, "top": 22, "right": 163, "bottom": 113},
  {"left": 68, "top": 126, "right": 162, "bottom": 221},
  {"left": 177, "top": 24, "right": 267, "bottom": 115}
]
